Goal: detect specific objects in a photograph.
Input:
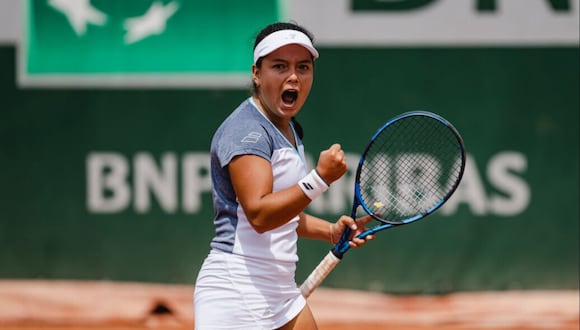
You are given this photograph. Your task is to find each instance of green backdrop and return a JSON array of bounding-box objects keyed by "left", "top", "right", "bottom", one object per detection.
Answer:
[{"left": 0, "top": 45, "right": 578, "bottom": 293}]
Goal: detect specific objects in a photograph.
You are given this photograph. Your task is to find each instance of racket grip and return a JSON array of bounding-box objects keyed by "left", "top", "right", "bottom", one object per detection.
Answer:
[{"left": 300, "top": 251, "right": 341, "bottom": 298}]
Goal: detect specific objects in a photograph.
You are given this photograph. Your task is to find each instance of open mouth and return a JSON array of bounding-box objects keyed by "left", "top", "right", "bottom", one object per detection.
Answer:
[{"left": 281, "top": 90, "right": 298, "bottom": 106}]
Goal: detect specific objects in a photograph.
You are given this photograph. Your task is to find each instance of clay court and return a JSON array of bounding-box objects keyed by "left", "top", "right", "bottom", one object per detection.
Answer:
[{"left": 0, "top": 281, "right": 577, "bottom": 330}]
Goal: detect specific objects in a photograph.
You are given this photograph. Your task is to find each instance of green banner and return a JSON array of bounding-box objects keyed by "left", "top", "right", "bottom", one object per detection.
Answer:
[{"left": 22, "top": 0, "right": 281, "bottom": 86}]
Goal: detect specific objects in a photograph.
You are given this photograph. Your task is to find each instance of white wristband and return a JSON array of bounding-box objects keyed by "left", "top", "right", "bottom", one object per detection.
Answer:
[{"left": 298, "top": 169, "right": 329, "bottom": 201}]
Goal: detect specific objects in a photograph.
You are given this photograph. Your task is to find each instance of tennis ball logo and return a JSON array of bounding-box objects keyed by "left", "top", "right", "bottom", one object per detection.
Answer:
[{"left": 373, "top": 201, "right": 385, "bottom": 208}]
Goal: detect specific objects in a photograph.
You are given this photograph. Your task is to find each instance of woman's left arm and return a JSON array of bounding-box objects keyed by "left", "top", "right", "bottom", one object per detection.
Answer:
[{"left": 296, "top": 213, "right": 375, "bottom": 247}]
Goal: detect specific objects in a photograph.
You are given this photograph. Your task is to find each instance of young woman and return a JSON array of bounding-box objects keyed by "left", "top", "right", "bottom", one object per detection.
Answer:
[{"left": 194, "top": 22, "right": 374, "bottom": 330}]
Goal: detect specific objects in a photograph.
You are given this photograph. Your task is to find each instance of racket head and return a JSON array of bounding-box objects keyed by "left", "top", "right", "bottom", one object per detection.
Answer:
[{"left": 354, "top": 111, "right": 466, "bottom": 225}]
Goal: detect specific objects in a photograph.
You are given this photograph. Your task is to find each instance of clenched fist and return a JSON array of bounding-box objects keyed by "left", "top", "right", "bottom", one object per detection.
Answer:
[{"left": 316, "top": 144, "right": 347, "bottom": 185}]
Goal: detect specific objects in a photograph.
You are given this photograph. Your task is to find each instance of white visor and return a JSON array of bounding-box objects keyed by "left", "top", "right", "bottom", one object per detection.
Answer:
[{"left": 253, "top": 29, "right": 319, "bottom": 64}]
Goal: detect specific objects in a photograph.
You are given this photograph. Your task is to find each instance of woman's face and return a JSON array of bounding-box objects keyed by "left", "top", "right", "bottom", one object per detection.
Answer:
[{"left": 252, "top": 44, "right": 314, "bottom": 126}]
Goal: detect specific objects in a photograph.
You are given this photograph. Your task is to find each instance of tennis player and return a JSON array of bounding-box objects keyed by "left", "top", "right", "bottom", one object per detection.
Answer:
[{"left": 193, "top": 22, "right": 374, "bottom": 330}]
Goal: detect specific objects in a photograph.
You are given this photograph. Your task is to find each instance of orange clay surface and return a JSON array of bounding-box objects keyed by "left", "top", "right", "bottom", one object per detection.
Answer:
[{"left": 0, "top": 280, "right": 578, "bottom": 330}]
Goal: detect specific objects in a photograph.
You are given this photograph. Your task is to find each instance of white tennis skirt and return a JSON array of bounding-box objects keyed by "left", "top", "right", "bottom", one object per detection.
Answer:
[{"left": 194, "top": 249, "right": 306, "bottom": 330}]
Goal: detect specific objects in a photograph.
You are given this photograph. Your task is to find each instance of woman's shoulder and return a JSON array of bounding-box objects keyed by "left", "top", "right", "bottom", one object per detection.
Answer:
[
  {"left": 212, "top": 99, "right": 272, "bottom": 145},
  {"left": 218, "top": 99, "right": 269, "bottom": 134}
]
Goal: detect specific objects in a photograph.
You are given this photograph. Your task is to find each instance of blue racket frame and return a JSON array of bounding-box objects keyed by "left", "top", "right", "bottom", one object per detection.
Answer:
[{"left": 332, "top": 111, "right": 466, "bottom": 258}]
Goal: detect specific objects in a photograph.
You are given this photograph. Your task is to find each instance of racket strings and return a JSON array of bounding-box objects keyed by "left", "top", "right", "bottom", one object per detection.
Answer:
[{"left": 358, "top": 116, "right": 463, "bottom": 223}]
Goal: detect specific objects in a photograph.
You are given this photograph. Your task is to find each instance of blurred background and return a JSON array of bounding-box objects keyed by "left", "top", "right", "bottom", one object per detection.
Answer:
[{"left": 0, "top": 0, "right": 578, "bottom": 329}]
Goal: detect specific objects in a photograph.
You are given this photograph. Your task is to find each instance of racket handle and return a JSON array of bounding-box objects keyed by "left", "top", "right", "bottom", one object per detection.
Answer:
[{"left": 300, "top": 251, "right": 341, "bottom": 298}]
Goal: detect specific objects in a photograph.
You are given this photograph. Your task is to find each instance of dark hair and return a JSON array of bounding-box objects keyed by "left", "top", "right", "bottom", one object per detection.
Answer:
[{"left": 252, "top": 22, "right": 314, "bottom": 140}]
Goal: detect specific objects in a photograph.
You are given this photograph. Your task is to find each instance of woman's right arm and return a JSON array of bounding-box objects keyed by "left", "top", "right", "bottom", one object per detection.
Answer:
[
  {"left": 229, "top": 144, "right": 347, "bottom": 233},
  {"left": 229, "top": 154, "right": 310, "bottom": 233}
]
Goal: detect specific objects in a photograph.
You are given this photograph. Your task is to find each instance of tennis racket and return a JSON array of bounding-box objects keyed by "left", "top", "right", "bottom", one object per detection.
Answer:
[{"left": 300, "top": 111, "right": 466, "bottom": 298}]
